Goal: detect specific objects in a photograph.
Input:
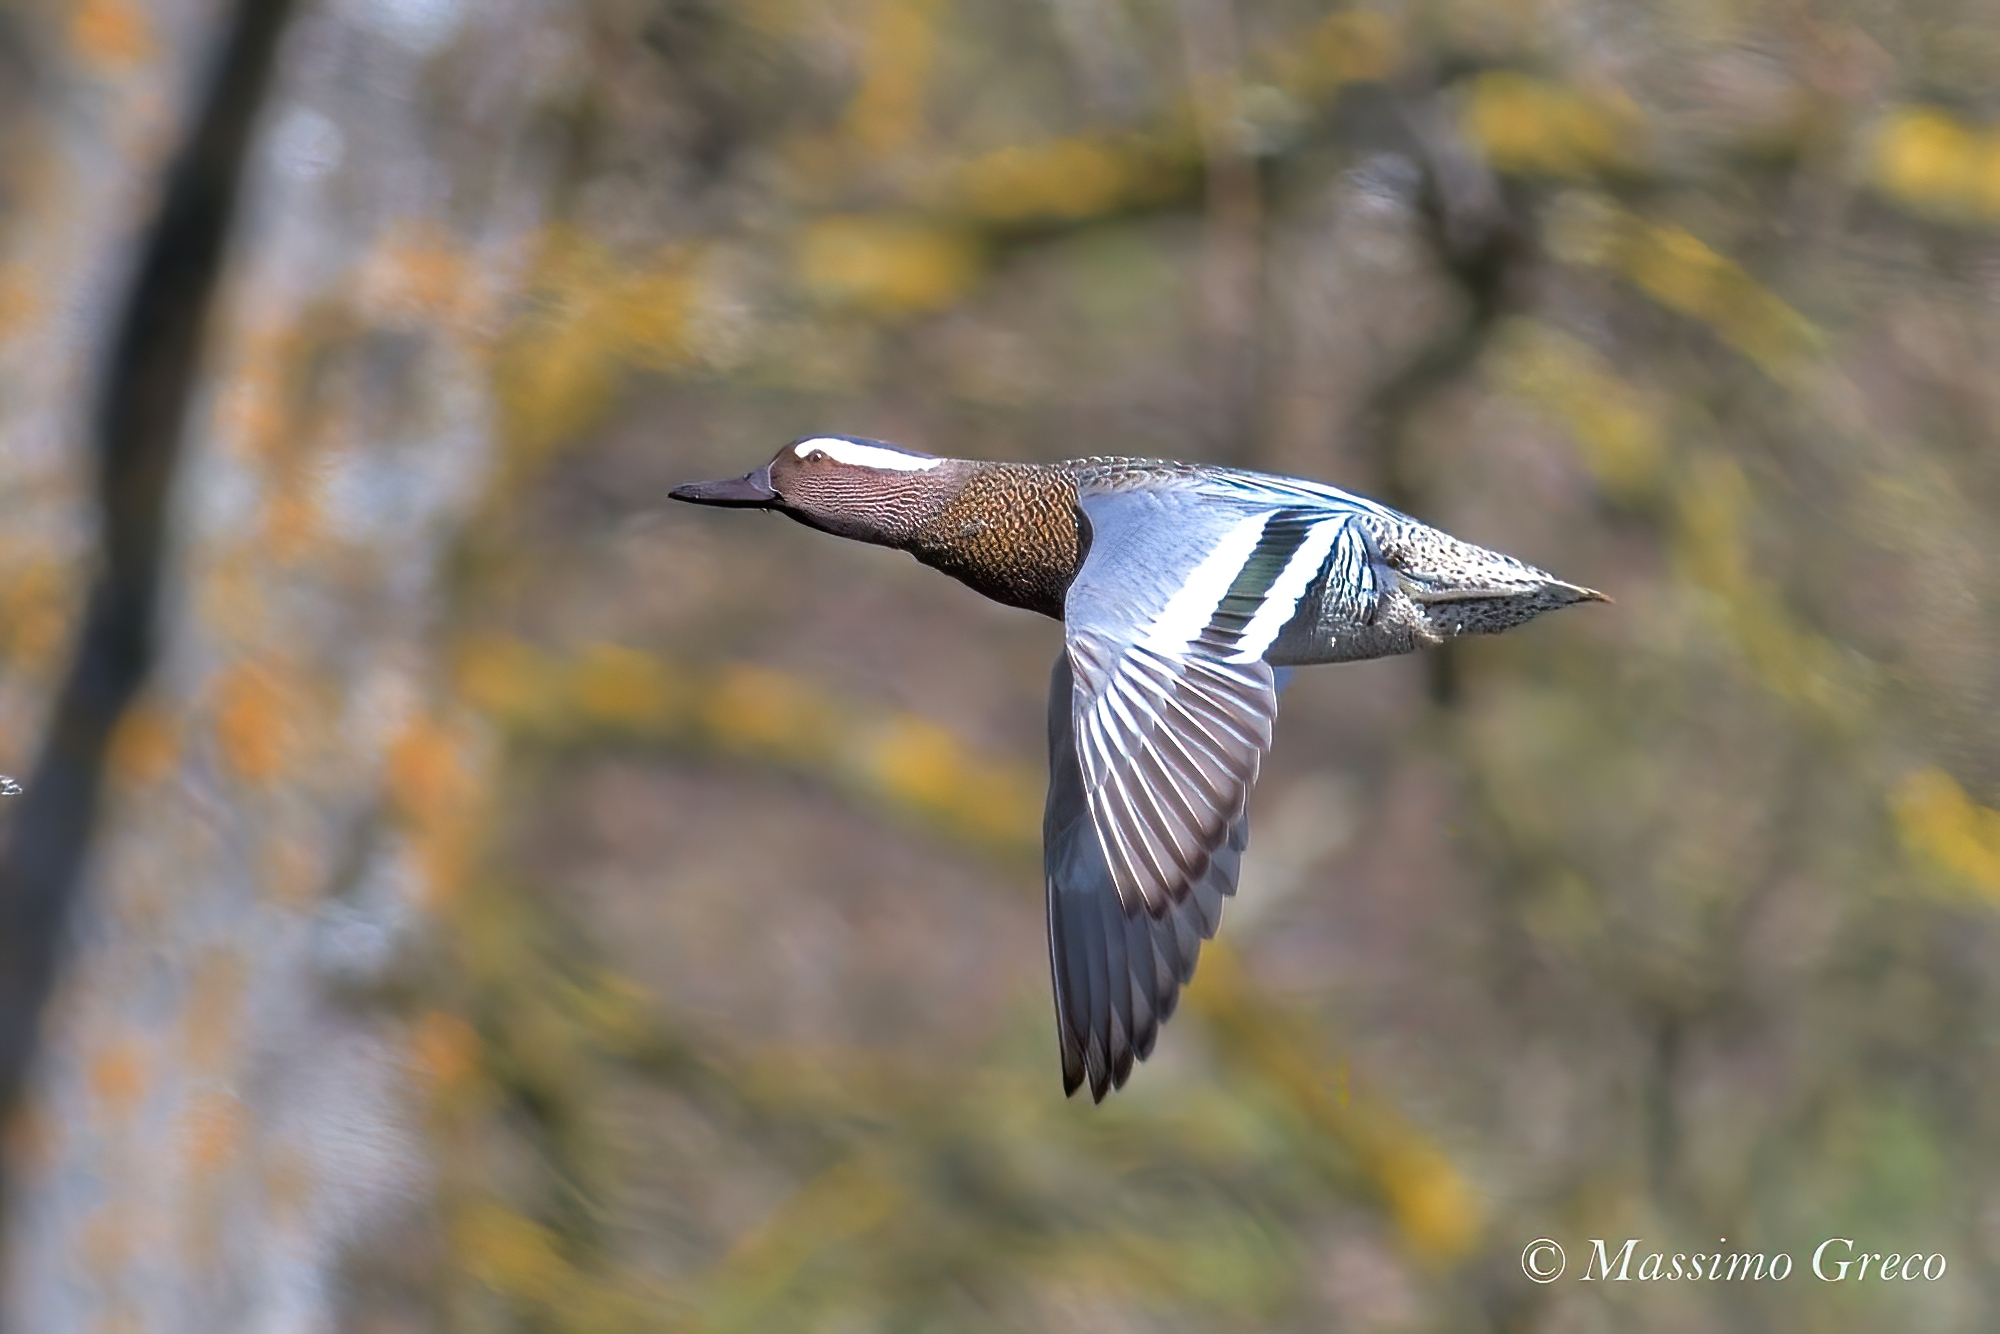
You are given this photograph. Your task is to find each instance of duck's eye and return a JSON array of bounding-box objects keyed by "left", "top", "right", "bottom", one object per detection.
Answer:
[{"left": 806, "top": 449, "right": 828, "bottom": 463}]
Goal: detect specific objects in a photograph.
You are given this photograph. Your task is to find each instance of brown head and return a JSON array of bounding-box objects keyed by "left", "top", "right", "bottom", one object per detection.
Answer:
[
  {"left": 670, "top": 436, "right": 1087, "bottom": 617},
  {"left": 669, "top": 435, "right": 968, "bottom": 546}
]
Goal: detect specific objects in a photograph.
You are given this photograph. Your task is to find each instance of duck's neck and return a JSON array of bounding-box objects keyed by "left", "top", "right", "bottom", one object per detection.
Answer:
[{"left": 902, "top": 462, "right": 1085, "bottom": 619}]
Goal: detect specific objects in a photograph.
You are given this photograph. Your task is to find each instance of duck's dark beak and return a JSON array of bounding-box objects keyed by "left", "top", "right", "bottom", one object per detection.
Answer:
[{"left": 669, "top": 464, "right": 778, "bottom": 508}]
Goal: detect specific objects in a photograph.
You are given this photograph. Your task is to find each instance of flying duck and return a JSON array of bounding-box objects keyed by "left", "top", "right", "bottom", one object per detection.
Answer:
[{"left": 672, "top": 435, "right": 1604, "bottom": 1100}]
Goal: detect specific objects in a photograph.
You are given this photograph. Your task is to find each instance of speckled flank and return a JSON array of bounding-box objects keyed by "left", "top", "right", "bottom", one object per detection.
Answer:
[
  {"left": 908, "top": 463, "right": 1084, "bottom": 618},
  {"left": 1269, "top": 513, "right": 1599, "bottom": 665}
]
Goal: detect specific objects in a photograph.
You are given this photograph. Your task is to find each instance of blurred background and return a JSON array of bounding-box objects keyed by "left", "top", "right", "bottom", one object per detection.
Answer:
[{"left": 2, "top": 0, "right": 2000, "bottom": 1329}]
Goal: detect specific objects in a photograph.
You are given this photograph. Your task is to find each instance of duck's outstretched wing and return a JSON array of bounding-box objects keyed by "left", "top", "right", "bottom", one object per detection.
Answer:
[
  {"left": 1045, "top": 486, "right": 1310, "bottom": 1099},
  {"left": 1045, "top": 653, "right": 1250, "bottom": 1099}
]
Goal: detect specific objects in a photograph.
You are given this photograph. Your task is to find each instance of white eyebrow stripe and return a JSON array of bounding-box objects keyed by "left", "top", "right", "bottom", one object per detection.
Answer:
[{"left": 793, "top": 437, "right": 942, "bottom": 471}]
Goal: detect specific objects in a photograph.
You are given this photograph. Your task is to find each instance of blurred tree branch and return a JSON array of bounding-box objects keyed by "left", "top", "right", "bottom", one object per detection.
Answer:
[
  {"left": 1179, "top": 0, "right": 1263, "bottom": 459},
  {"left": 0, "top": 0, "right": 294, "bottom": 1203},
  {"left": 1360, "top": 86, "right": 1535, "bottom": 706}
]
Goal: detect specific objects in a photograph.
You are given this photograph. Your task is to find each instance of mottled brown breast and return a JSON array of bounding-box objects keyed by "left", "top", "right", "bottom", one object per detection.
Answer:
[{"left": 907, "top": 464, "right": 1085, "bottom": 618}]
